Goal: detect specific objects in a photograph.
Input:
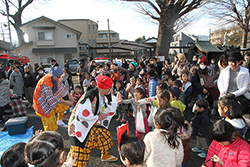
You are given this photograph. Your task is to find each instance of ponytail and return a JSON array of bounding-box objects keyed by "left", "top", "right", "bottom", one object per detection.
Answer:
[{"left": 154, "top": 108, "right": 180, "bottom": 149}]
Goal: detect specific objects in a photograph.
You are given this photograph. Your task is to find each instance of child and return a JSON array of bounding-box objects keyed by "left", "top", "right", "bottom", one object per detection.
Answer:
[
  {"left": 204, "top": 120, "right": 250, "bottom": 167},
  {"left": 172, "top": 80, "right": 185, "bottom": 104},
  {"left": 72, "top": 86, "right": 83, "bottom": 106},
  {"left": 125, "top": 77, "right": 136, "bottom": 117},
  {"left": 0, "top": 142, "right": 27, "bottom": 167},
  {"left": 168, "top": 107, "right": 192, "bottom": 167},
  {"left": 83, "top": 72, "right": 91, "bottom": 93},
  {"left": 126, "top": 77, "right": 136, "bottom": 99},
  {"left": 167, "top": 74, "right": 177, "bottom": 88},
  {"left": 119, "top": 133, "right": 146, "bottom": 167},
  {"left": 169, "top": 87, "right": 186, "bottom": 115},
  {"left": 123, "top": 88, "right": 149, "bottom": 139},
  {"left": 181, "top": 72, "right": 193, "bottom": 108},
  {"left": 114, "top": 80, "right": 126, "bottom": 122},
  {"left": 135, "top": 77, "right": 145, "bottom": 95},
  {"left": 25, "top": 131, "right": 76, "bottom": 167},
  {"left": 147, "top": 69, "right": 157, "bottom": 97},
  {"left": 144, "top": 108, "right": 183, "bottom": 167},
  {"left": 217, "top": 94, "right": 247, "bottom": 138},
  {"left": 190, "top": 99, "right": 210, "bottom": 159},
  {"left": 86, "top": 78, "right": 96, "bottom": 91}
]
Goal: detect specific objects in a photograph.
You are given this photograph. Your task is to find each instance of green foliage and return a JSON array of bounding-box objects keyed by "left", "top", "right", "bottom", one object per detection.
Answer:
[
  {"left": 228, "top": 31, "right": 242, "bottom": 46},
  {"left": 135, "top": 35, "right": 146, "bottom": 43}
]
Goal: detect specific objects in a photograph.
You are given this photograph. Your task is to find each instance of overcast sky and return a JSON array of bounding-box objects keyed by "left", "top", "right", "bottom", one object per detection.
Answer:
[{"left": 1, "top": 0, "right": 218, "bottom": 43}]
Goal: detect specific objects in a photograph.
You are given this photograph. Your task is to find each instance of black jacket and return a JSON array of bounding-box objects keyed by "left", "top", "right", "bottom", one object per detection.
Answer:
[
  {"left": 24, "top": 71, "right": 35, "bottom": 88},
  {"left": 191, "top": 109, "right": 210, "bottom": 137}
]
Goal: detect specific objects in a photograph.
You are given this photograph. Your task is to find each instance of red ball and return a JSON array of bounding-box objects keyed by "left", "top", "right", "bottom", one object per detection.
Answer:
[
  {"left": 76, "top": 131, "right": 82, "bottom": 137},
  {"left": 82, "top": 109, "right": 90, "bottom": 117}
]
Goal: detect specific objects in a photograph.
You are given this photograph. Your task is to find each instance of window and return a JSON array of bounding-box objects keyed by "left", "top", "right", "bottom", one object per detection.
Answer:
[
  {"left": 93, "top": 25, "right": 95, "bottom": 34},
  {"left": 89, "top": 40, "right": 91, "bottom": 44},
  {"left": 38, "top": 31, "right": 52, "bottom": 40},
  {"left": 88, "top": 25, "right": 91, "bottom": 34},
  {"left": 93, "top": 39, "right": 96, "bottom": 44},
  {"left": 66, "top": 33, "right": 72, "bottom": 39},
  {"left": 111, "top": 34, "right": 116, "bottom": 38},
  {"left": 99, "top": 34, "right": 107, "bottom": 38}
]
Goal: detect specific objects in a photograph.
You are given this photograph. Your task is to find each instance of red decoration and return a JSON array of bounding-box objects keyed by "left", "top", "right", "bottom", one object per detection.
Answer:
[
  {"left": 82, "top": 109, "right": 90, "bottom": 117},
  {"left": 76, "top": 131, "right": 82, "bottom": 137},
  {"left": 109, "top": 112, "right": 114, "bottom": 116}
]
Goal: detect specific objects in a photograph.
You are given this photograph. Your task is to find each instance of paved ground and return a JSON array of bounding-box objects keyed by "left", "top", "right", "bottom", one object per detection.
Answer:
[{"left": 2, "top": 75, "right": 250, "bottom": 167}]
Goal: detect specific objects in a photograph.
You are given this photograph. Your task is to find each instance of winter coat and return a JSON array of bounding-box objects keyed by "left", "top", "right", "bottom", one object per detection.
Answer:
[
  {"left": 190, "top": 66, "right": 204, "bottom": 96},
  {"left": 172, "top": 60, "right": 191, "bottom": 78},
  {"left": 205, "top": 137, "right": 250, "bottom": 167},
  {"left": 217, "top": 66, "right": 250, "bottom": 99},
  {"left": 10, "top": 71, "right": 24, "bottom": 95},
  {"left": 225, "top": 118, "right": 247, "bottom": 138},
  {"left": 170, "top": 100, "right": 186, "bottom": 114},
  {"left": 76, "top": 66, "right": 88, "bottom": 82},
  {"left": 24, "top": 71, "right": 35, "bottom": 88},
  {"left": 144, "top": 129, "right": 183, "bottom": 167},
  {"left": 182, "top": 81, "right": 193, "bottom": 105},
  {"left": 190, "top": 109, "right": 210, "bottom": 137},
  {"left": 178, "top": 123, "right": 192, "bottom": 162},
  {"left": 0, "top": 79, "right": 11, "bottom": 107}
]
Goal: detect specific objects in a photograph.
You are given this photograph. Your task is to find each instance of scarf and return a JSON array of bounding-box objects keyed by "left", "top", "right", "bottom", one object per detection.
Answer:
[{"left": 51, "top": 77, "right": 58, "bottom": 93}]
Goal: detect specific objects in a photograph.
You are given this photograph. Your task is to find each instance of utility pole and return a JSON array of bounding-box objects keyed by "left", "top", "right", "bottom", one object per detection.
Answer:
[
  {"left": 4, "top": 0, "right": 12, "bottom": 50},
  {"left": 107, "top": 18, "right": 111, "bottom": 61}
]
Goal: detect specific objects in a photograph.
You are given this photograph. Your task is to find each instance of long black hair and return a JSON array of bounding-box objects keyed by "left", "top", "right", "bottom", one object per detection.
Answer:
[
  {"left": 154, "top": 108, "right": 180, "bottom": 149},
  {"left": 25, "top": 131, "right": 64, "bottom": 167}
]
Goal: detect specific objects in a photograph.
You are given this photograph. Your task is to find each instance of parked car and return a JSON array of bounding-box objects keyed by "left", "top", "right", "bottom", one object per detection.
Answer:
[
  {"left": 67, "top": 59, "right": 79, "bottom": 74},
  {"left": 95, "top": 57, "right": 110, "bottom": 66}
]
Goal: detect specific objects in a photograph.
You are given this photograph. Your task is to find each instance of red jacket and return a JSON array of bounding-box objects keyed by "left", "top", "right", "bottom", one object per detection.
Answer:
[{"left": 205, "top": 137, "right": 250, "bottom": 167}]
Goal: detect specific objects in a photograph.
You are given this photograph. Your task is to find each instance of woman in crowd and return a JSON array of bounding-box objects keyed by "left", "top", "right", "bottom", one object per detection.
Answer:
[{"left": 217, "top": 51, "right": 250, "bottom": 100}]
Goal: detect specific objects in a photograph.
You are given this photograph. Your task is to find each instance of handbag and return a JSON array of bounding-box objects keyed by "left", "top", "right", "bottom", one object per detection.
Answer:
[
  {"left": 148, "top": 105, "right": 157, "bottom": 127},
  {"left": 136, "top": 108, "right": 145, "bottom": 133},
  {"left": 198, "top": 72, "right": 216, "bottom": 89},
  {"left": 117, "top": 121, "right": 129, "bottom": 150}
]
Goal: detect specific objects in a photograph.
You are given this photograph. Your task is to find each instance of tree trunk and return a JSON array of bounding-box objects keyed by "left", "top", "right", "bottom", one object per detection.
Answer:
[
  {"left": 155, "top": 15, "right": 175, "bottom": 57},
  {"left": 12, "top": 14, "right": 25, "bottom": 46},
  {"left": 242, "top": 28, "right": 249, "bottom": 48}
]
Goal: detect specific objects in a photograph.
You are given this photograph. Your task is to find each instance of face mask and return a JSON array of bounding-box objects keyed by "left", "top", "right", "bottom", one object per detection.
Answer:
[
  {"left": 193, "top": 59, "right": 197, "bottom": 61},
  {"left": 200, "top": 64, "right": 206, "bottom": 70},
  {"left": 39, "top": 71, "right": 43, "bottom": 74}
]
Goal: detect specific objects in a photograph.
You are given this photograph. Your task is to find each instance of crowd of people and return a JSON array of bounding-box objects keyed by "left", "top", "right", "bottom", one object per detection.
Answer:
[{"left": 1, "top": 51, "right": 250, "bottom": 167}]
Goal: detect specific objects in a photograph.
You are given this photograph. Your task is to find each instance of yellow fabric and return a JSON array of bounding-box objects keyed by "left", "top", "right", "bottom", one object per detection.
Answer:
[
  {"left": 152, "top": 99, "right": 159, "bottom": 108},
  {"left": 170, "top": 100, "right": 186, "bottom": 114},
  {"left": 39, "top": 102, "right": 69, "bottom": 131},
  {"left": 70, "top": 126, "right": 113, "bottom": 167}
]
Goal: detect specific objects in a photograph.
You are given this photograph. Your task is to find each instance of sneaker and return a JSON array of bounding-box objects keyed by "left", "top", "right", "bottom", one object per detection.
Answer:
[
  {"left": 57, "top": 120, "right": 68, "bottom": 127},
  {"left": 116, "top": 118, "right": 121, "bottom": 121},
  {"left": 198, "top": 151, "right": 207, "bottom": 159},
  {"left": 191, "top": 146, "right": 203, "bottom": 153},
  {"left": 101, "top": 154, "right": 118, "bottom": 162},
  {"left": 120, "top": 118, "right": 127, "bottom": 122}
]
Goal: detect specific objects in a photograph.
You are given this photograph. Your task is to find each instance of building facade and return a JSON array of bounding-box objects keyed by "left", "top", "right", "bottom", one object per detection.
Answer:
[{"left": 12, "top": 16, "right": 81, "bottom": 67}]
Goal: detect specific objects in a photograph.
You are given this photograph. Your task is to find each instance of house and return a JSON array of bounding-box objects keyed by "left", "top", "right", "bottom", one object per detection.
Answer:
[
  {"left": 12, "top": 16, "right": 82, "bottom": 67},
  {"left": 96, "top": 30, "right": 130, "bottom": 58},
  {"left": 189, "top": 41, "right": 224, "bottom": 62},
  {"left": 169, "top": 32, "right": 194, "bottom": 55},
  {"left": 58, "top": 19, "right": 98, "bottom": 58}
]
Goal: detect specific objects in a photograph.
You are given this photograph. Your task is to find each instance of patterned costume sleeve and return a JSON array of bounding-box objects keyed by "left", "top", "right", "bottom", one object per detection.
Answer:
[{"left": 40, "top": 84, "right": 62, "bottom": 111}]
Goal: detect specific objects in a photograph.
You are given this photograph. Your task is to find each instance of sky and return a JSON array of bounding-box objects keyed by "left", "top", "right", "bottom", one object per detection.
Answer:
[{"left": 0, "top": 0, "right": 218, "bottom": 43}]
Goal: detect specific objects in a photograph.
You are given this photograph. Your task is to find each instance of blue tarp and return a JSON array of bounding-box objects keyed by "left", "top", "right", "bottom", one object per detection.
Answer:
[{"left": 0, "top": 126, "right": 34, "bottom": 158}]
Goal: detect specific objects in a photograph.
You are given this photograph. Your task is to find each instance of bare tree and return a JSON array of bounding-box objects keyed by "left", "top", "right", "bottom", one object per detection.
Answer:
[
  {"left": 0, "top": 0, "right": 49, "bottom": 46},
  {"left": 206, "top": 0, "right": 250, "bottom": 48},
  {"left": 121, "top": 0, "right": 206, "bottom": 56}
]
